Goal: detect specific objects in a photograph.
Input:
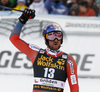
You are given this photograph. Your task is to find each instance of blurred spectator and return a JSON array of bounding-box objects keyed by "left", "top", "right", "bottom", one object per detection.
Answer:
[
  {"left": 29, "top": 0, "right": 48, "bottom": 14},
  {"left": 26, "top": 0, "right": 33, "bottom": 6},
  {"left": 12, "top": 0, "right": 28, "bottom": 12},
  {"left": 65, "top": 0, "right": 79, "bottom": 16},
  {"left": 93, "top": 0, "right": 100, "bottom": 16},
  {"left": 10, "top": 0, "right": 16, "bottom": 7},
  {"left": 69, "top": 3, "right": 79, "bottom": 15},
  {"left": 83, "top": 0, "right": 95, "bottom": 8},
  {"left": 66, "top": 0, "right": 80, "bottom": 8},
  {"left": 0, "top": 0, "right": 12, "bottom": 11},
  {"left": 62, "top": 0, "right": 77, "bottom": 7},
  {"left": 45, "top": 0, "right": 69, "bottom": 15},
  {"left": 78, "top": 1, "right": 96, "bottom": 16},
  {"left": 67, "top": 0, "right": 77, "bottom": 3}
]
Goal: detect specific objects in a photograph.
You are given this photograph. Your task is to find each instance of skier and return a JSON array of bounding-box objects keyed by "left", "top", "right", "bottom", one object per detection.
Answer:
[{"left": 10, "top": 8, "right": 79, "bottom": 92}]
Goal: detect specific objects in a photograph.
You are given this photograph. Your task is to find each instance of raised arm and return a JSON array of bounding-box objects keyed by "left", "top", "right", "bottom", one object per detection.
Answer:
[
  {"left": 9, "top": 8, "right": 39, "bottom": 64},
  {"left": 66, "top": 55, "right": 79, "bottom": 92}
]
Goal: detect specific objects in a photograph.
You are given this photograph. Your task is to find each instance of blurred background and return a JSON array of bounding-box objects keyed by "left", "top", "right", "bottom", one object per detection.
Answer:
[{"left": 0, "top": 0, "right": 100, "bottom": 92}]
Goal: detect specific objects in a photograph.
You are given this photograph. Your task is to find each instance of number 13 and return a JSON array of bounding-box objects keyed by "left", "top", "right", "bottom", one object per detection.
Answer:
[{"left": 44, "top": 68, "right": 55, "bottom": 78}]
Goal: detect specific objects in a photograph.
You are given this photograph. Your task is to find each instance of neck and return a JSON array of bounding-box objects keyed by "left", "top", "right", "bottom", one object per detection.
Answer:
[{"left": 46, "top": 48, "right": 61, "bottom": 55}]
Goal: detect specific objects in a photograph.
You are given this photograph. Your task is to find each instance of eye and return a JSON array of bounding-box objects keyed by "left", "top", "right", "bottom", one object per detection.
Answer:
[
  {"left": 48, "top": 33, "right": 52, "bottom": 35},
  {"left": 57, "top": 32, "right": 62, "bottom": 34}
]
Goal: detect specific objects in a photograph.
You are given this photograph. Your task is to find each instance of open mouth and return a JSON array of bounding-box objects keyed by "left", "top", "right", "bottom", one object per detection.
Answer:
[{"left": 54, "top": 43, "right": 58, "bottom": 45}]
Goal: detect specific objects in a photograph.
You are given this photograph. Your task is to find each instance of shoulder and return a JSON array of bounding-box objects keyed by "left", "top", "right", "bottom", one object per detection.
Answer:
[
  {"left": 88, "top": 8, "right": 95, "bottom": 13},
  {"left": 67, "top": 54, "right": 77, "bottom": 65},
  {"left": 29, "top": 43, "right": 41, "bottom": 52},
  {"left": 67, "top": 54, "right": 73, "bottom": 60},
  {"left": 59, "top": 52, "right": 72, "bottom": 60}
]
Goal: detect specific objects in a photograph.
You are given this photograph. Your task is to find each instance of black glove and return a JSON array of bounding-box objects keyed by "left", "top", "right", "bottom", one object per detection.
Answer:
[{"left": 19, "top": 8, "right": 35, "bottom": 24}]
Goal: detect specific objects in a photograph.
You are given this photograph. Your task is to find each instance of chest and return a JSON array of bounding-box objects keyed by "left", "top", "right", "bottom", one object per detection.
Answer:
[{"left": 33, "top": 52, "right": 67, "bottom": 81}]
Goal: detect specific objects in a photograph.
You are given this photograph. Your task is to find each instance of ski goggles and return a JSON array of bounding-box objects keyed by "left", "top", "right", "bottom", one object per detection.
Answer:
[{"left": 46, "top": 31, "right": 62, "bottom": 41}]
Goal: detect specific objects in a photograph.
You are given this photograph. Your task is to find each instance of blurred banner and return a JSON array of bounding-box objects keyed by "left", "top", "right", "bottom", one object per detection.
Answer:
[{"left": 0, "top": 15, "right": 100, "bottom": 78}]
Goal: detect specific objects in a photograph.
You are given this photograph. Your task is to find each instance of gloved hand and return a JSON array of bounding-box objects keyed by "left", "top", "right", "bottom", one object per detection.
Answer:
[{"left": 19, "top": 8, "right": 35, "bottom": 24}]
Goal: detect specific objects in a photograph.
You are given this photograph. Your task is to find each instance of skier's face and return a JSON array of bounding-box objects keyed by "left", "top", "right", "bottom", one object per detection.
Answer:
[{"left": 48, "top": 39, "right": 61, "bottom": 50}]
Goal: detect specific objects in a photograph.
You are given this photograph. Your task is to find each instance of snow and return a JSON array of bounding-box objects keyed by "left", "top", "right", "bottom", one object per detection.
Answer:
[{"left": 0, "top": 74, "right": 100, "bottom": 92}]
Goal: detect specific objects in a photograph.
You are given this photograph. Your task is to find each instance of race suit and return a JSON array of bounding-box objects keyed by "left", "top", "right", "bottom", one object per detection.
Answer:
[{"left": 10, "top": 21, "right": 79, "bottom": 92}]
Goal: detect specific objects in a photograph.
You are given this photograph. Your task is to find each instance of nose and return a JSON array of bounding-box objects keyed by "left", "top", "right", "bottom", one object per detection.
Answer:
[{"left": 54, "top": 38, "right": 59, "bottom": 41}]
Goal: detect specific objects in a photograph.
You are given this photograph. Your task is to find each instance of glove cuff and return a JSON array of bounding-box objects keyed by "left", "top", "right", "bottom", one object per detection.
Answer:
[{"left": 19, "top": 14, "right": 28, "bottom": 24}]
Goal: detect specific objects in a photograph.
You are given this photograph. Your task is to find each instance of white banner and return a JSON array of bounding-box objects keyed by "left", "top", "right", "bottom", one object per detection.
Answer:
[
  {"left": 33, "top": 77, "right": 65, "bottom": 89},
  {"left": 0, "top": 15, "right": 100, "bottom": 78}
]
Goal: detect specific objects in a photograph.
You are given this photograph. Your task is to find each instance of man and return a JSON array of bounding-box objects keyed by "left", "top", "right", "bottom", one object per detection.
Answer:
[
  {"left": 78, "top": 1, "right": 96, "bottom": 16},
  {"left": 10, "top": 8, "right": 79, "bottom": 92}
]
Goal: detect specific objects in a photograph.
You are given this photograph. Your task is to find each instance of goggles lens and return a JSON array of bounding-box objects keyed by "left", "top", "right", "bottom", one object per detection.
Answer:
[{"left": 46, "top": 32, "right": 62, "bottom": 41}]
